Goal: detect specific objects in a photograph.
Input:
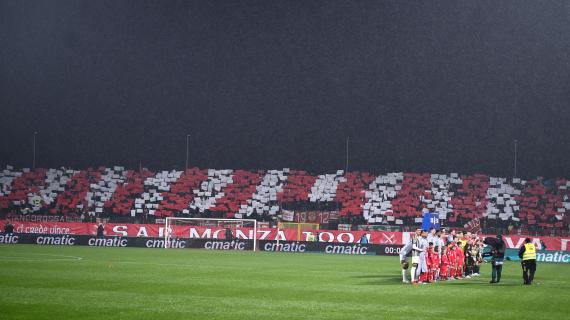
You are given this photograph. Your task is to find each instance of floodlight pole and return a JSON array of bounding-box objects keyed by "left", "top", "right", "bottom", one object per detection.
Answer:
[
  {"left": 345, "top": 136, "right": 349, "bottom": 173},
  {"left": 514, "top": 139, "right": 518, "bottom": 178},
  {"left": 32, "top": 131, "right": 37, "bottom": 169},
  {"left": 185, "top": 134, "right": 190, "bottom": 170}
]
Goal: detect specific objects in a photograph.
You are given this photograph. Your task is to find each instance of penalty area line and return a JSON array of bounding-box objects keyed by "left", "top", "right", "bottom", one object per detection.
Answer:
[{"left": 0, "top": 253, "right": 84, "bottom": 262}]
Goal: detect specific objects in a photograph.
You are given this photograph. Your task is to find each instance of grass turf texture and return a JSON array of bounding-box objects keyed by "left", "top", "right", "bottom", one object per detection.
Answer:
[{"left": 0, "top": 245, "right": 569, "bottom": 320}]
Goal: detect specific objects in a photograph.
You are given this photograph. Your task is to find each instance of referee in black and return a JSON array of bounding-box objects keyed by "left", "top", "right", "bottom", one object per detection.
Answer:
[{"left": 518, "top": 238, "right": 537, "bottom": 285}]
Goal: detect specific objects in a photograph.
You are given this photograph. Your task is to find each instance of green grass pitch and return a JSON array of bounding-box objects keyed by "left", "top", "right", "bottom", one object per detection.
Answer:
[{"left": 1, "top": 244, "right": 569, "bottom": 320}]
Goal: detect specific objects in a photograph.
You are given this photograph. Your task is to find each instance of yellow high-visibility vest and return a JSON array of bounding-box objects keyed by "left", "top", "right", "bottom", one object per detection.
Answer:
[{"left": 523, "top": 243, "right": 536, "bottom": 260}]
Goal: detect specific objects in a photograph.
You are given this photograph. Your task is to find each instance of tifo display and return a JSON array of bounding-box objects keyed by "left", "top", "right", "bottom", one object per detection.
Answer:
[{"left": 0, "top": 166, "right": 569, "bottom": 237}]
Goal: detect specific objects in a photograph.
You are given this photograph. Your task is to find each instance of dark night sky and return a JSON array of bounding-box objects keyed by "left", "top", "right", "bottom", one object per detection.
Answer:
[{"left": 1, "top": 1, "right": 569, "bottom": 178}]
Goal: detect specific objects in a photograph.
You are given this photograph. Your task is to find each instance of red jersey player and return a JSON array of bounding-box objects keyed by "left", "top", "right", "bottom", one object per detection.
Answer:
[
  {"left": 430, "top": 245, "right": 440, "bottom": 282},
  {"left": 423, "top": 243, "right": 435, "bottom": 283},
  {"left": 440, "top": 246, "right": 449, "bottom": 280},
  {"left": 455, "top": 242, "right": 465, "bottom": 278},
  {"left": 447, "top": 243, "right": 457, "bottom": 280}
]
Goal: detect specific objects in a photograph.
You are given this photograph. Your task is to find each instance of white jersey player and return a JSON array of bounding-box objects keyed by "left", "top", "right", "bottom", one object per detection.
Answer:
[
  {"left": 426, "top": 228, "right": 437, "bottom": 246},
  {"left": 411, "top": 230, "right": 429, "bottom": 283},
  {"left": 399, "top": 239, "right": 412, "bottom": 283},
  {"left": 399, "top": 228, "right": 421, "bottom": 283}
]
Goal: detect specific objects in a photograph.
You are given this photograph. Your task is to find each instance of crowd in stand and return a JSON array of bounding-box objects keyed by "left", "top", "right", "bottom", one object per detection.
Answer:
[{"left": 0, "top": 166, "right": 569, "bottom": 236}]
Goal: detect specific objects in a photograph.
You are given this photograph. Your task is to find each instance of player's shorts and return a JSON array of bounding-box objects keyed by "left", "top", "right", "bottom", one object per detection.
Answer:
[{"left": 412, "top": 256, "right": 420, "bottom": 264}]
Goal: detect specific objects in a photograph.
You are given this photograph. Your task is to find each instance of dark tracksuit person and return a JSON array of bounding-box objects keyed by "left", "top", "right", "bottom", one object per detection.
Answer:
[
  {"left": 518, "top": 238, "right": 537, "bottom": 285},
  {"left": 4, "top": 221, "right": 14, "bottom": 234},
  {"left": 225, "top": 228, "right": 234, "bottom": 240},
  {"left": 97, "top": 224, "right": 105, "bottom": 237},
  {"left": 483, "top": 235, "right": 506, "bottom": 284}
]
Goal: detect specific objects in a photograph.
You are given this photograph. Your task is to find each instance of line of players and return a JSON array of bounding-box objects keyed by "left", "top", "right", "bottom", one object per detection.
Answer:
[{"left": 399, "top": 228, "right": 484, "bottom": 284}]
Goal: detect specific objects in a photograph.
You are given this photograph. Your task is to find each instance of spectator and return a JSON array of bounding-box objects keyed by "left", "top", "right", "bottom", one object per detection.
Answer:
[
  {"left": 447, "top": 229, "right": 456, "bottom": 244},
  {"left": 97, "top": 223, "right": 105, "bottom": 237},
  {"left": 225, "top": 228, "right": 233, "bottom": 240},
  {"left": 540, "top": 240, "right": 547, "bottom": 251},
  {"left": 4, "top": 220, "right": 14, "bottom": 234}
]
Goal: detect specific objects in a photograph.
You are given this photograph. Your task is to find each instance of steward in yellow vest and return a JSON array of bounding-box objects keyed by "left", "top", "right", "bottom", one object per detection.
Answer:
[{"left": 518, "top": 238, "right": 537, "bottom": 285}]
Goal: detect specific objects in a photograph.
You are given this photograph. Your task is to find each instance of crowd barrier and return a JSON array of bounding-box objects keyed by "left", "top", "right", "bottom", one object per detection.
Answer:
[
  {"left": 0, "top": 233, "right": 405, "bottom": 256},
  {"left": 2, "top": 220, "right": 570, "bottom": 251},
  {"left": 2, "top": 232, "right": 569, "bottom": 262}
]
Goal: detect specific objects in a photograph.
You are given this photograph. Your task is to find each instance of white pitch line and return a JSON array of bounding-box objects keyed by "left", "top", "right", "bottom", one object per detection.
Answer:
[{"left": 0, "top": 253, "right": 83, "bottom": 262}]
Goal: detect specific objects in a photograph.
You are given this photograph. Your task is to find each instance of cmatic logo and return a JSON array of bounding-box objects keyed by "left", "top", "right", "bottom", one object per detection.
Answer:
[
  {"left": 146, "top": 239, "right": 187, "bottom": 249},
  {"left": 204, "top": 241, "right": 246, "bottom": 251},
  {"left": 88, "top": 237, "right": 128, "bottom": 247},
  {"left": 0, "top": 234, "right": 19, "bottom": 244},
  {"left": 536, "top": 252, "right": 570, "bottom": 263},
  {"left": 325, "top": 244, "right": 368, "bottom": 255},
  {"left": 36, "top": 235, "right": 76, "bottom": 246},
  {"left": 263, "top": 242, "right": 306, "bottom": 253}
]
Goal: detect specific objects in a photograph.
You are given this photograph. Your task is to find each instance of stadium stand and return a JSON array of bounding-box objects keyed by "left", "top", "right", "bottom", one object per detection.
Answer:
[
  {"left": 238, "top": 169, "right": 288, "bottom": 218},
  {"left": 210, "top": 170, "right": 264, "bottom": 218},
  {"left": 0, "top": 165, "right": 569, "bottom": 236},
  {"left": 156, "top": 168, "right": 208, "bottom": 218},
  {"left": 104, "top": 168, "right": 154, "bottom": 219},
  {"left": 337, "top": 171, "right": 374, "bottom": 217},
  {"left": 190, "top": 169, "right": 234, "bottom": 214},
  {"left": 363, "top": 172, "right": 402, "bottom": 223},
  {"left": 449, "top": 174, "right": 489, "bottom": 222},
  {"left": 309, "top": 170, "right": 345, "bottom": 203},
  {"left": 86, "top": 166, "right": 127, "bottom": 218},
  {"left": 278, "top": 170, "right": 317, "bottom": 203}
]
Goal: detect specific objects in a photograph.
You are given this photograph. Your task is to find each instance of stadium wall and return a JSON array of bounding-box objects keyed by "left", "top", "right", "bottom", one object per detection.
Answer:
[
  {"left": 1, "top": 233, "right": 569, "bottom": 262},
  {"left": 0, "top": 233, "right": 402, "bottom": 256},
  {"left": 2, "top": 220, "right": 570, "bottom": 251}
]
